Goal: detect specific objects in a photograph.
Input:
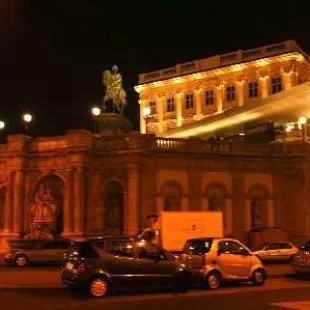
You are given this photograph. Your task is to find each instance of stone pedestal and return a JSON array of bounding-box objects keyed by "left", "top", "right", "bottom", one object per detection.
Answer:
[{"left": 93, "top": 113, "right": 132, "bottom": 135}]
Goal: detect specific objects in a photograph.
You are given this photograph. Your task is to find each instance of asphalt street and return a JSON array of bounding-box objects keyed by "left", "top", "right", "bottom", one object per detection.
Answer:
[
  {"left": 0, "top": 278, "right": 310, "bottom": 310},
  {"left": 0, "top": 263, "right": 309, "bottom": 309}
]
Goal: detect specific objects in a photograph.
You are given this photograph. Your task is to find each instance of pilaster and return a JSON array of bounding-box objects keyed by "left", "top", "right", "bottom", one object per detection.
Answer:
[
  {"left": 73, "top": 167, "right": 85, "bottom": 235},
  {"left": 215, "top": 85, "right": 224, "bottom": 113},
  {"left": 236, "top": 80, "right": 245, "bottom": 107},
  {"left": 139, "top": 99, "right": 147, "bottom": 134},
  {"left": 194, "top": 88, "right": 203, "bottom": 119},
  {"left": 13, "top": 170, "right": 24, "bottom": 234},
  {"left": 156, "top": 96, "right": 164, "bottom": 133},
  {"left": 62, "top": 168, "right": 74, "bottom": 236},
  {"left": 175, "top": 92, "right": 183, "bottom": 127},
  {"left": 3, "top": 172, "right": 14, "bottom": 233},
  {"left": 259, "top": 75, "right": 269, "bottom": 98}
]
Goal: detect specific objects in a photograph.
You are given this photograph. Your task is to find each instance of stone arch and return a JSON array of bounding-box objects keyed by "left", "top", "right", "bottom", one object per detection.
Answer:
[
  {"left": 0, "top": 186, "right": 5, "bottom": 231},
  {"left": 205, "top": 182, "right": 229, "bottom": 228},
  {"left": 103, "top": 180, "right": 124, "bottom": 235},
  {"left": 247, "top": 183, "right": 270, "bottom": 229},
  {"left": 161, "top": 180, "right": 184, "bottom": 211},
  {"left": 26, "top": 174, "right": 64, "bottom": 238}
]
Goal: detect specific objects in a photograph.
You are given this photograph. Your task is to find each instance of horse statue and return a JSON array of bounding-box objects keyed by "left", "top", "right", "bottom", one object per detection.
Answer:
[{"left": 102, "top": 65, "right": 127, "bottom": 114}]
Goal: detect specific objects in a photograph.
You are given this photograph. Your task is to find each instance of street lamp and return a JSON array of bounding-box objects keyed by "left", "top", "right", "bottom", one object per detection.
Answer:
[
  {"left": 143, "top": 106, "right": 151, "bottom": 134},
  {"left": 298, "top": 116, "right": 307, "bottom": 141},
  {"left": 22, "top": 113, "right": 33, "bottom": 135},
  {"left": 91, "top": 107, "right": 101, "bottom": 116},
  {"left": 0, "top": 120, "right": 5, "bottom": 130},
  {"left": 91, "top": 106, "right": 101, "bottom": 133}
]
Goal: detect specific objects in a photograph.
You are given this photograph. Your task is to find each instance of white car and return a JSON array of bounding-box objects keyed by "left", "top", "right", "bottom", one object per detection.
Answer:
[{"left": 253, "top": 242, "right": 298, "bottom": 262}]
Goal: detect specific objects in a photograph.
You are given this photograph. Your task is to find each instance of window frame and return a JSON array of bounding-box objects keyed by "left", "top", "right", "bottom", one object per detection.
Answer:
[
  {"left": 166, "top": 97, "right": 175, "bottom": 112},
  {"left": 248, "top": 81, "right": 259, "bottom": 98},
  {"left": 185, "top": 93, "right": 194, "bottom": 109},
  {"left": 226, "top": 86, "right": 236, "bottom": 102},
  {"left": 271, "top": 76, "right": 282, "bottom": 94},
  {"left": 205, "top": 89, "right": 214, "bottom": 106}
]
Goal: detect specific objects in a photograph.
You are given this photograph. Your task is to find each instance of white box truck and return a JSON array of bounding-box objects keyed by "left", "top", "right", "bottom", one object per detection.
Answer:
[{"left": 160, "top": 211, "right": 223, "bottom": 252}]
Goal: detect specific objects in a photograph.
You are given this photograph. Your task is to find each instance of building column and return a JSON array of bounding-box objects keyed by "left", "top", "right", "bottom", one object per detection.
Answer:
[
  {"left": 62, "top": 168, "right": 74, "bottom": 236},
  {"left": 194, "top": 88, "right": 203, "bottom": 119},
  {"left": 259, "top": 76, "right": 269, "bottom": 98},
  {"left": 181, "top": 196, "right": 189, "bottom": 211},
  {"left": 175, "top": 92, "right": 183, "bottom": 127},
  {"left": 215, "top": 85, "right": 224, "bottom": 113},
  {"left": 245, "top": 199, "right": 251, "bottom": 231},
  {"left": 3, "top": 172, "right": 14, "bottom": 233},
  {"left": 225, "top": 198, "right": 233, "bottom": 236},
  {"left": 281, "top": 70, "right": 294, "bottom": 91},
  {"left": 156, "top": 96, "right": 164, "bottom": 133},
  {"left": 13, "top": 170, "right": 24, "bottom": 235},
  {"left": 139, "top": 99, "right": 147, "bottom": 134},
  {"left": 267, "top": 199, "right": 275, "bottom": 227},
  {"left": 236, "top": 80, "right": 245, "bottom": 107},
  {"left": 126, "top": 164, "right": 140, "bottom": 234},
  {"left": 73, "top": 167, "right": 85, "bottom": 235}
]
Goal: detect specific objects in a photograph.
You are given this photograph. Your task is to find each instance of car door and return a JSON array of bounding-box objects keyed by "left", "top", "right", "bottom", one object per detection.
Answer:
[
  {"left": 277, "top": 242, "right": 293, "bottom": 260},
  {"left": 136, "top": 247, "right": 177, "bottom": 288},
  {"left": 217, "top": 240, "right": 252, "bottom": 278},
  {"left": 104, "top": 239, "right": 141, "bottom": 288}
]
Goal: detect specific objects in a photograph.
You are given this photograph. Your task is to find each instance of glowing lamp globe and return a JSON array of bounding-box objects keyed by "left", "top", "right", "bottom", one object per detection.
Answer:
[
  {"left": 23, "top": 113, "right": 33, "bottom": 123},
  {"left": 298, "top": 116, "right": 307, "bottom": 125},
  {"left": 0, "top": 120, "right": 5, "bottom": 130},
  {"left": 92, "top": 107, "right": 101, "bottom": 116}
]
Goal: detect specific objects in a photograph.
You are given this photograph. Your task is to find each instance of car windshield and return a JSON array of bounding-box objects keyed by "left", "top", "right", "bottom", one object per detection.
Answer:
[{"left": 183, "top": 239, "right": 213, "bottom": 255}]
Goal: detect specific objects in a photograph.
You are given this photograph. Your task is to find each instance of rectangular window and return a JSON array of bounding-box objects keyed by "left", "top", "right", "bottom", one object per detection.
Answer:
[
  {"left": 148, "top": 101, "right": 156, "bottom": 114},
  {"left": 271, "top": 77, "right": 282, "bottom": 94},
  {"left": 185, "top": 94, "right": 194, "bottom": 109},
  {"left": 106, "top": 240, "right": 134, "bottom": 258},
  {"left": 248, "top": 81, "right": 258, "bottom": 98},
  {"left": 226, "top": 86, "right": 236, "bottom": 102},
  {"left": 166, "top": 97, "right": 175, "bottom": 112},
  {"left": 205, "top": 90, "right": 214, "bottom": 105}
]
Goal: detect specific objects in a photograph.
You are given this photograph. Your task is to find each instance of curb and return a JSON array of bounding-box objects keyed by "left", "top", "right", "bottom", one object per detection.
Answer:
[{"left": 0, "top": 285, "right": 64, "bottom": 289}]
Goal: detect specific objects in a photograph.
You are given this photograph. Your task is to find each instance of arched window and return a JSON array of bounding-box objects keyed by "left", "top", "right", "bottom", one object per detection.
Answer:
[
  {"left": 205, "top": 182, "right": 229, "bottom": 228},
  {"left": 161, "top": 181, "right": 183, "bottom": 211},
  {"left": 247, "top": 184, "right": 270, "bottom": 229},
  {"left": 103, "top": 181, "right": 124, "bottom": 234},
  {"left": 0, "top": 187, "right": 6, "bottom": 230}
]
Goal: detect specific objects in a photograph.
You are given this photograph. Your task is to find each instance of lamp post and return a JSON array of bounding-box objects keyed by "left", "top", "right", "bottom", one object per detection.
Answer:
[
  {"left": 0, "top": 120, "right": 5, "bottom": 131},
  {"left": 22, "top": 113, "right": 33, "bottom": 135},
  {"left": 143, "top": 106, "right": 151, "bottom": 134},
  {"left": 298, "top": 116, "right": 307, "bottom": 141},
  {"left": 91, "top": 106, "right": 101, "bottom": 133}
]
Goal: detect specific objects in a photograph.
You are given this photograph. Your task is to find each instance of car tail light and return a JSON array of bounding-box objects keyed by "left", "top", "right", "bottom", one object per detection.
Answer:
[{"left": 78, "top": 261, "right": 88, "bottom": 272}]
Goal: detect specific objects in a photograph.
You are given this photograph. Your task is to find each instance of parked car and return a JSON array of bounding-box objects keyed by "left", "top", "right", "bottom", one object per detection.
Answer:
[
  {"left": 4, "top": 239, "right": 71, "bottom": 267},
  {"left": 61, "top": 236, "right": 193, "bottom": 298},
  {"left": 253, "top": 241, "right": 298, "bottom": 262},
  {"left": 179, "top": 237, "right": 266, "bottom": 290},
  {"left": 292, "top": 240, "right": 310, "bottom": 275}
]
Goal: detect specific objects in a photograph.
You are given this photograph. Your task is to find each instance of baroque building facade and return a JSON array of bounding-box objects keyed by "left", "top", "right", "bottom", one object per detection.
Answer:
[
  {"left": 135, "top": 40, "right": 310, "bottom": 138},
  {"left": 1, "top": 40, "right": 310, "bottom": 250},
  {"left": 0, "top": 130, "right": 310, "bottom": 248}
]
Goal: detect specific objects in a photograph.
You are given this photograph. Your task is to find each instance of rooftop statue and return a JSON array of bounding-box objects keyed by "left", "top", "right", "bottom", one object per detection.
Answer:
[{"left": 102, "top": 65, "right": 127, "bottom": 114}]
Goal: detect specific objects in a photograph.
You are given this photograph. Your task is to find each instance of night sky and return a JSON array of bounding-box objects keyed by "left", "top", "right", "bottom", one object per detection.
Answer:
[{"left": 0, "top": 1, "right": 310, "bottom": 140}]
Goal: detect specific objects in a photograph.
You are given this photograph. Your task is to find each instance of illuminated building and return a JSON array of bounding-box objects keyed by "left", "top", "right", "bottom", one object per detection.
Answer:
[{"left": 135, "top": 40, "right": 310, "bottom": 139}]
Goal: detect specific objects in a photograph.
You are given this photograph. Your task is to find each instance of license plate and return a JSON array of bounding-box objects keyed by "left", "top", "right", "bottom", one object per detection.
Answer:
[{"left": 66, "top": 262, "right": 74, "bottom": 270}]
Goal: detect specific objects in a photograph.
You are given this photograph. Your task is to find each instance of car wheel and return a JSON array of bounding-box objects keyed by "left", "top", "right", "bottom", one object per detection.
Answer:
[
  {"left": 251, "top": 269, "right": 266, "bottom": 286},
  {"left": 205, "top": 271, "right": 221, "bottom": 290},
  {"left": 15, "top": 255, "right": 28, "bottom": 267},
  {"left": 89, "top": 277, "right": 109, "bottom": 298}
]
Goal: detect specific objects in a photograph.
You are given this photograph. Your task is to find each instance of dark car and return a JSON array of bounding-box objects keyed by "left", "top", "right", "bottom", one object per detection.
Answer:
[
  {"left": 292, "top": 240, "right": 310, "bottom": 275},
  {"left": 4, "top": 239, "right": 71, "bottom": 267},
  {"left": 61, "top": 236, "right": 193, "bottom": 298}
]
